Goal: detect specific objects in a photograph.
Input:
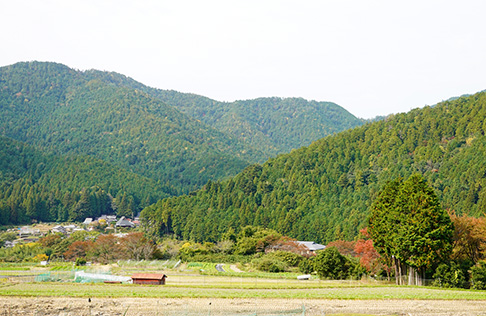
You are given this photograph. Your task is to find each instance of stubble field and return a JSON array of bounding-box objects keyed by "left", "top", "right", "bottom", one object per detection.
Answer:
[{"left": 1, "top": 276, "right": 486, "bottom": 315}]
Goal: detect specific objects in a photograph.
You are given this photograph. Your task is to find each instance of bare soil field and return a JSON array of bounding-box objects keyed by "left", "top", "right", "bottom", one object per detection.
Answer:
[{"left": 1, "top": 296, "right": 486, "bottom": 316}]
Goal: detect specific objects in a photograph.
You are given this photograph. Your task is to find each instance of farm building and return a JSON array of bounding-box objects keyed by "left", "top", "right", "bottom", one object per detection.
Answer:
[{"left": 131, "top": 273, "right": 167, "bottom": 285}]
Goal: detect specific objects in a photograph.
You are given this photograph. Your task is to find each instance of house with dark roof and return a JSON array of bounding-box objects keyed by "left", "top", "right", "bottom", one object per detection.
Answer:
[{"left": 115, "top": 216, "right": 135, "bottom": 228}]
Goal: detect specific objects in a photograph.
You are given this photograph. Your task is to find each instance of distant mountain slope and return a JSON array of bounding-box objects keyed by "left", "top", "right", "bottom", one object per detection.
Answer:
[
  {"left": 0, "top": 62, "right": 263, "bottom": 194},
  {"left": 142, "top": 91, "right": 486, "bottom": 244},
  {"left": 0, "top": 136, "right": 168, "bottom": 224},
  {"left": 84, "top": 70, "right": 364, "bottom": 157}
]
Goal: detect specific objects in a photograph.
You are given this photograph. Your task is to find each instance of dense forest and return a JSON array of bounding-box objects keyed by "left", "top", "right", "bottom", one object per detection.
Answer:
[
  {"left": 142, "top": 91, "right": 486, "bottom": 244},
  {"left": 0, "top": 61, "right": 363, "bottom": 226},
  {"left": 0, "top": 62, "right": 259, "bottom": 195},
  {"left": 82, "top": 70, "right": 365, "bottom": 157},
  {"left": 0, "top": 62, "right": 362, "bottom": 196},
  {"left": 0, "top": 136, "right": 168, "bottom": 224}
]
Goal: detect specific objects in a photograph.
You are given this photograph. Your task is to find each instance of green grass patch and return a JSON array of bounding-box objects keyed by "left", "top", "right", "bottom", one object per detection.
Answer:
[
  {"left": 0, "top": 267, "right": 30, "bottom": 271},
  {"left": 50, "top": 264, "right": 75, "bottom": 271},
  {"left": 1, "top": 281, "right": 486, "bottom": 300}
]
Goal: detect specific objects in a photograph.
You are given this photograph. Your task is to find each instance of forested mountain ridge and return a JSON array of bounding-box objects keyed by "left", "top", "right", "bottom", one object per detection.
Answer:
[
  {"left": 142, "top": 91, "right": 486, "bottom": 244},
  {"left": 84, "top": 70, "right": 365, "bottom": 157},
  {"left": 0, "top": 61, "right": 264, "bottom": 194},
  {"left": 0, "top": 136, "right": 168, "bottom": 224}
]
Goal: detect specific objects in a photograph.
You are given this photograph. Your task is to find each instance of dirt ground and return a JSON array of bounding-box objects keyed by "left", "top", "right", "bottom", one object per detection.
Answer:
[{"left": 1, "top": 296, "right": 486, "bottom": 316}]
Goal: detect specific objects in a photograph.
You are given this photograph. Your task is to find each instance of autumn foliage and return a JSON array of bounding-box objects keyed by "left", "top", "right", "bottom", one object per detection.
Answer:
[
  {"left": 449, "top": 212, "right": 486, "bottom": 263},
  {"left": 61, "top": 232, "right": 155, "bottom": 263}
]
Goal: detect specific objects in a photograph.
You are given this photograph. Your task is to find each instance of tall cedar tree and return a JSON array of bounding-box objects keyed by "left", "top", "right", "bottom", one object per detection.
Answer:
[{"left": 368, "top": 174, "right": 453, "bottom": 285}]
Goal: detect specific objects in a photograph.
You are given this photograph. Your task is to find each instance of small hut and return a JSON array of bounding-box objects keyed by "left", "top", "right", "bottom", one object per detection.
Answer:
[{"left": 131, "top": 273, "right": 167, "bottom": 285}]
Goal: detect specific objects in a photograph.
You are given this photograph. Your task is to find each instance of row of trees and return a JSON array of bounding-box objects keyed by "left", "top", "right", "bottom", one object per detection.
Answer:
[{"left": 0, "top": 231, "right": 155, "bottom": 264}]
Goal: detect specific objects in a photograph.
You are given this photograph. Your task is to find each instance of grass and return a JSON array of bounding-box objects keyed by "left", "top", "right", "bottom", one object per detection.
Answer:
[
  {"left": 0, "top": 267, "right": 30, "bottom": 271},
  {"left": 2, "top": 261, "right": 486, "bottom": 301},
  {"left": 0, "top": 262, "right": 34, "bottom": 269},
  {"left": 117, "top": 260, "right": 308, "bottom": 280},
  {"left": 1, "top": 279, "right": 486, "bottom": 300}
]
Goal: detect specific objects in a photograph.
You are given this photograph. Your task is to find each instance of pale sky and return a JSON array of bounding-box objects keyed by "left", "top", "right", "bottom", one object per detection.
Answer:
[{"left": 1, "top": 0, "right": 485, "bottom": 119}]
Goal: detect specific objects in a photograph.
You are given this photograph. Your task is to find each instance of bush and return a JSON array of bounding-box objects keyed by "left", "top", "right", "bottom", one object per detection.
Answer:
[
  {"left": 75, "top": 257, "right": 87, "bottom": 266},
  {"left": 433, "top": 262, "right": 468, "bottom": 289},
  {"left": 235, "top": 237, "right": 258, "bottom": 255},
  {"left": 299, "top": 257, "right": 315, "bottom": 274},
  {"left": 271, "top": 251, "right": 303, "bottom": 267},
  {"left": 314, "top": 246, "right": 353, "bottom": 280},
  {"left": 0, "top": 232, "right": 17, "bottom": 247},
  {"left": 252, "top": 256, "right": 288, "bottom": 273},
  {"left": 470, "top": 261, "right": 486, "bottom": 290}
]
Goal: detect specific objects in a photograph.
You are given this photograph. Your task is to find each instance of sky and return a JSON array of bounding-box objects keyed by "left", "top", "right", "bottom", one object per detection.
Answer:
[{"left": 1, "top": 0, "right": 486, "bottom": 119}]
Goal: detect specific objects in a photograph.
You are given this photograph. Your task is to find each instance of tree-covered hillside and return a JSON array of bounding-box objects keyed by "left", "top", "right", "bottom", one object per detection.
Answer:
[
  {"left": 0, "top": 62, "right": 263, "bottom": 194},
  {"left": 83, "top": 70, "right": 365, "bottom": 157},
  {"left": 142, "top": 91, "right": 486, "bottom": 244},
  {"left": 0, "top": 136, "right": 168, "bottom": 224}
]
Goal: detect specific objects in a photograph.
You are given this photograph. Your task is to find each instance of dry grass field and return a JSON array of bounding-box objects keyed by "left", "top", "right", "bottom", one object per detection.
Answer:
[{"left": 2, "top": 296, "right": 486, "bottom": 315}]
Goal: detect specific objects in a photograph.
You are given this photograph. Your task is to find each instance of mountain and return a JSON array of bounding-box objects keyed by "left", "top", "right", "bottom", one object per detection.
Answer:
[
  {"left": 81, "top": 70, "right": 365, "bottom": 157},
  {"left": 0, "top": 62, "right": 364, "bottom": 196},
  {"left": 0, "top": 136, "right": 168, "bottom": 224},
  {"left": 141, "top": 91, "right": 486, "bottom": 244},
  {"left": 0, "top": 62, "right": 263, "bottom": 194}
]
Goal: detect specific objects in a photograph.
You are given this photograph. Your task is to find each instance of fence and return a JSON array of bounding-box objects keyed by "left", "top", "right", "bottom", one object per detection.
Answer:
[{"left": 2, "top": 271, "right": 439, "bottom": 287}]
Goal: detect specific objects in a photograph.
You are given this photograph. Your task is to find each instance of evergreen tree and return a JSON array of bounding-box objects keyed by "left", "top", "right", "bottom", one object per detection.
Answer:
[
  {"left": 70, "top": 190, "right": 92, "bottom": 222},
  {"left": 368, "top": 174, "right": 453, "bottom": 285}
]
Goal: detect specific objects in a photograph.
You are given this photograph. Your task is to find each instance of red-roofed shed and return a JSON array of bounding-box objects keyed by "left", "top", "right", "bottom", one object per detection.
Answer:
[{"left": 131, "top": 273, "right": 167, "bottom": 285}]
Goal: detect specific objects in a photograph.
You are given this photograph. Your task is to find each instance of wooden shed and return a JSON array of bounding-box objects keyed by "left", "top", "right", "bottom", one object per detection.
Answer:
[{"left": 131, "top": 273, "right": 167, "bottom": 285}]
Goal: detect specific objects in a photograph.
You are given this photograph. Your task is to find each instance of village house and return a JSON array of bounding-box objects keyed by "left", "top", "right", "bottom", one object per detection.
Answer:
[
  {"left": 82, "top": 218, "right": 93, "bottom": 225},
  {"left": 98, "top": 215, "right": 117, "bottom": 224},
  {"left": 296, "top": 241, "right": 326, "bottom": 255},
  {"left": 51, "top": 225, "right": 67, "bottom": 234},
  {"left": 18, "top": 226, "right": 40, "bottom": 237},
  {"left": 115, "top": 216, "right": 135, "bottom": 228}
]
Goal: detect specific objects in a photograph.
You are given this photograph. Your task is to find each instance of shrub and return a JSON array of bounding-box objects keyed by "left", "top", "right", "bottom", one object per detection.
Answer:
[
  {"left": 32, "top": 253, "right": 49, "bottom": 262},
  {"left": 314, "top": 246, "right": 353, "bottom": 279},
  {"left": 252, "top": 256, "right": 288, "bottom": 273},
  {"left": 271, "top": 251, "right": 303, "bottom": 267},
  {"left": 235, "top": 237, "right": 258, "bottom": 255},
  {"left": 0, "top": 232, "right": 17, "bottom": 247},
  {"left": 75, "top": 257, "right": 87, "bottom": 266},
  {"left": 470, "top": 261, "right": 486, "bottom": 290},
  {"left": 433, "top": 262, "right": 468, "bottom": 289},
  {"left": 298, "top": 257, "right": 315, "bottom": 274}
]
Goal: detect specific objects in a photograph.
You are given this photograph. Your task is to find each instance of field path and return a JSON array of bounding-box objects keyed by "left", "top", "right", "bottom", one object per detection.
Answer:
[
  {"left": 1, "top": 296, "right": 486, "bottom": 315},
  {"left": 230, "top": 264, "right": 243, "bottom": 272}
]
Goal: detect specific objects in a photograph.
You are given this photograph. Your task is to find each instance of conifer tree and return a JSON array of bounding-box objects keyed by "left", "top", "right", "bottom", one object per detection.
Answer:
[{"left": 368, "top": 174, "right": 453, "bottom": 285}]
